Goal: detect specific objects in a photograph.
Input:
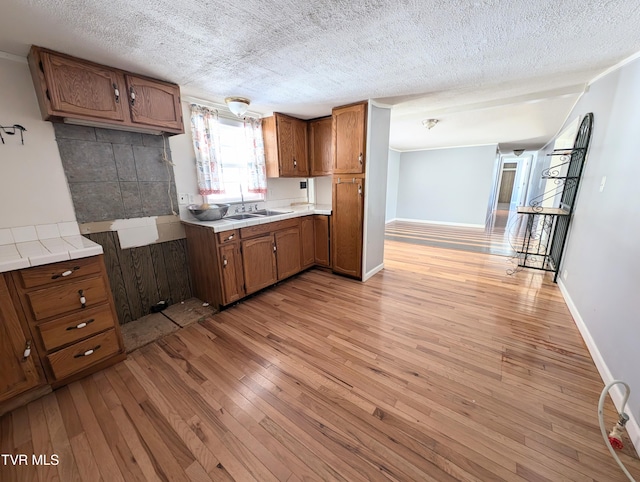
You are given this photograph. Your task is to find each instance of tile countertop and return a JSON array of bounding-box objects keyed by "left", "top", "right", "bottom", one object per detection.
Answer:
[
  {"left": 0, "top": 222, "right": 103, "bottom": 274},
  {"left": 180, "top": 204, "right": 332, "bottom": 233}
]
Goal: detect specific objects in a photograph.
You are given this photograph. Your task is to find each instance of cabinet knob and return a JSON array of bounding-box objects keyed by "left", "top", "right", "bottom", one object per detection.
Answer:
[
  {"left": 66, "top": 318, "right": 95, "bottom": 331},
  {"left": 51, "top": 266, "right": 80, "bottom": 280},
  {"left": 223, "top": 256, "right": 228, "bottom": 267},
  {"left": 78, "top": 289, "right": 86, "bottom": 308},
  {"left": 227, "top": 234, "right": 235, "bottom": 241},
  {"left": 129, "top": 86, "right": 136, "bottom": 106},
  {"left": 293, "top": 159, "right": 297, "bottom": 168},
  {"left": 359, "top": 153, "right": 363, "bottom": 164},
  {"left": 22, "top": 340, "right": 31, "bottom": 361},
  {"left": 113, "top": 83, "right": 120, "bottom": 103}
]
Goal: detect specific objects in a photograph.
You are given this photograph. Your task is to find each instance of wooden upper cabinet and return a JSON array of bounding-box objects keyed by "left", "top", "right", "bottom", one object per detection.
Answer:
[
  {"left": 309, "top": 116, "right": 333, "bottom": 176},
  {"left": 332, "top": 177, "right": 364, "bottom": 279},
  {"left": 263, "top": 113, "right": 309, "bottom": 177},
  {"left": 40, "top": 52, "right": 126, "bottom": 121},
  {"left": 125, "top": 75, "right": 182, "bottom": 131},
  {"left": 333, "top": 102, "right": 367, "bottom": 174},
  {"left": 28, "top": 46, "right": 184, "bottom": 135},
  {"left": 0, "top": 275, "right": 45, "bottom": 403}
]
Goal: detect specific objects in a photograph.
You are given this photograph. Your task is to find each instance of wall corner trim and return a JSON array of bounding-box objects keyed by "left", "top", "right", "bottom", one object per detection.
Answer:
[
  {"left": 557, "top": 279, "right": 640, "bottom": 454},
  {"left": 363, "top": 263, "right": 384, "bottom": 282}
]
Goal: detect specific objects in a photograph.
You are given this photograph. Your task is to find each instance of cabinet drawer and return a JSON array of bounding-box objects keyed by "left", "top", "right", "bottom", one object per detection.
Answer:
[
  {"left": 240, "top": 218, "right": 299, "bottom": 239},
  {"left": 17, "top": 256, "right": 102, "bottom": 289},
  {"left": 26, "top": 276, "right": 108, "bottom": 321},
  {"left": 47, "top": 329, "right": 120, "bottom": 380},
  {"left": 38, "top": 304, "right": 116, "bottom": 351},
  {"left": 217, "top": 230, "right": 239, "bottom": 245}
]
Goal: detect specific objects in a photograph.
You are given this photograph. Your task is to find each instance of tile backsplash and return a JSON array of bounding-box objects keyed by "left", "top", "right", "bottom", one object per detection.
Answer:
[{"left": 54, "top": 124, "right": 178, "bottom": 223}]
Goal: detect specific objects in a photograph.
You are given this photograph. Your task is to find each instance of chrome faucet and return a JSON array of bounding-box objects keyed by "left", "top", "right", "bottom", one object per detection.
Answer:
[{"left": 240, "top": 185, "right": 246, "bottom": 212}]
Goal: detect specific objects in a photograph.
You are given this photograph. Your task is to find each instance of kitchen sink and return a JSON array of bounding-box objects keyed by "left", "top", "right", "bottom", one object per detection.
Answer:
[
  {"left": 251, "top": 209, "right": 293, "bottom": 217},
  {"left": 225, "top": 213, "right": 261, "bottom": 220}
]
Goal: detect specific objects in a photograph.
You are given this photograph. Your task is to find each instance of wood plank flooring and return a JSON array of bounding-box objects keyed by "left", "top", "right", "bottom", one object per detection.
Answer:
[
  {"left": 2, "top": 241, "right": 639, "bottom": 481},
  {"left": 385, "top": 209, "right": 527, "bottom": 257}
]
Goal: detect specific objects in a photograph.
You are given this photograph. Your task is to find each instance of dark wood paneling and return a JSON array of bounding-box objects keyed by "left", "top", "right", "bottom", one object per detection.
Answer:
[
  {"left": 86, "top": 232, "right": 132, "bottom": 325},
  {"left": 162, "top": 240, "right": 192, "bottom": 303},
  {"left": 86, "top": 233, "right": 192, "bottom": 324}
]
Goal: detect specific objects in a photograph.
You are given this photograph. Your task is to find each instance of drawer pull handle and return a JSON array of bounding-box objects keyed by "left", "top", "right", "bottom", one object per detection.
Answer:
[
  {"left": 78, "top": 289, "right": 86, "bottom": 308},
  {"left": 51, "top": 266, "right": 80, "bottom": 279},
  {"left": 22, "top": 340, "right": 31, "bottom": 361},
  {"left": 227, "top": 234, "right": 235, "bottom": 241},
  {"left": 223, "top": 256, "right": 228, "bottom": 267},
  {"left": 74, "top": 345, "right": 101, "bottom": 358},
  {"left": 66, "top": 318, "right": 95, "bottom": 331}
]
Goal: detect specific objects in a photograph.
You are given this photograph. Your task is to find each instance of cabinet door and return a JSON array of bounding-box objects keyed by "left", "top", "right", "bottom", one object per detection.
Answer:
[
  {"left": 300, "top": 216, "right": 315, "bottom": 269},
  {"left": 332, "top": 178, "right": 363, "bottom": 278},
  {"left": 333, "top": 103, "right": 367, "bottom": 174},
  {"left": 242, "top": 236, "right": 277, "bottom": 294},
  {"left": 219, "top": 244, "right": 245, "bottom": 305},
  {"left": 125, "top": 75, "right": 183, "bottom": 132},
  {"left": 276, "top": 115, "right": 296, "bottom": 176},
  {"left": 41, "top": 52, "right": 126, "bottom": 121},
  {"left": 309, "top": 117, "right": 333, "bottom": 176},
  {"left": 292, "top": 118, "right": 309, "bottom": 176},
  {"left": 275, "top": 228, "right": 302, "bottom": 280},
  {"left": 314, "top": 215, "right": 330, "bottom": 267},
  {"left": 0, "top": 276, "right": 44, "bottom": 403}
]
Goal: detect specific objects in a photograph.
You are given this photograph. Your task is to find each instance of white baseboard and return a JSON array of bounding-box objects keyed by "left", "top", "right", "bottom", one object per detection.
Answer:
[
  {"left": 362, "top": 263, "right": 384, "bottom": 282},
  {"left": 394, "top": 217, "right": 484, "bottom": 228},
  {"left": 557, "top": 279, "right": 640, "bottom": 453}
]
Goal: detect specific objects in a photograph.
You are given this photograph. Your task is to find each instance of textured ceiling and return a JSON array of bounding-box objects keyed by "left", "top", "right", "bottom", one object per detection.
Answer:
[{"left": 1, "top": 0, "right": 639, "bottom": 151}]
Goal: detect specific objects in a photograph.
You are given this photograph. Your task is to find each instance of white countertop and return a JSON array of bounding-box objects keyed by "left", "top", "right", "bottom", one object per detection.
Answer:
[
  {"left": 181, "top": 204, "right": 332, "bottom": 233},
  {"left": 0, "top": 222, "right": 103, "bottom": 274}
]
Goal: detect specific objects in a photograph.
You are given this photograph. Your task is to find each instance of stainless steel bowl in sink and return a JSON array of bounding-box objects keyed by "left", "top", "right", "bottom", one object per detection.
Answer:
[{"left": 187, "top": 203, "right": 230, "bottom": 221}]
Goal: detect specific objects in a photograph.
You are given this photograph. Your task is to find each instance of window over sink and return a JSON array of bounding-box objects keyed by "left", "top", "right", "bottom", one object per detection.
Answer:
[{"left": 190, "top": 104, "right": 267, "bottom": 204}]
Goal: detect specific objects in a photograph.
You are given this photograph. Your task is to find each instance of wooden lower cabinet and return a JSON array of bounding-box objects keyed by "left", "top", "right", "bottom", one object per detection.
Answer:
[
  {"left": 275, "top": 227, "right": 302, "bottom": 279},
  {"left": 0, "top": 275, "right": 45, "bottom": 404},
  {"left": 1, "top": 255, "right": 125, "bottom": 414},
  {"left": 242, "top": 235, "right": 277, "bottom": 294},
  {"left": 314, "top": 215, "right": 331, "bottom": 267},
  {"left": 300, "top": 216, "right": 315, "bottom": 269},
  {"left": 185, "top": 215, "right": 333, "bottom": 309},
  {"left": 332, "top": 177, "right": 364, "bottom": 278},
  {"left": 219, "top": 243, "right": 244, "bottom": 304}
]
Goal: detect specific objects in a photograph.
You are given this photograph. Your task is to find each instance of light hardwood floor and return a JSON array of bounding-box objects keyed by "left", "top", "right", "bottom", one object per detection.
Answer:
[{"left": 1, "top": 240, "right": 639, "bottom": 481}]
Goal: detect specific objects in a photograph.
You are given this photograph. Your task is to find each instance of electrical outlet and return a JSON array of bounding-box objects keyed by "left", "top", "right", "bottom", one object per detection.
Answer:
[
  {"left": 300, "top": 181, "right": 307, "bottom": 189},
  {"left": 178, "top": 193, "right": 189, "bottom": 205}
]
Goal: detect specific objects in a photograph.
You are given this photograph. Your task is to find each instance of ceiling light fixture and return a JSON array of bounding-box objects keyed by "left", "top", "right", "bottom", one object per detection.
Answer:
[
  {"left": 422, "top": 118, "right": 439, "bottom": 130},
  {"left": 225, "top": 97, "right": 251, "bottom": 117},
  {"left": 513, "top": 149, "right": 525, "bottom": 156}
]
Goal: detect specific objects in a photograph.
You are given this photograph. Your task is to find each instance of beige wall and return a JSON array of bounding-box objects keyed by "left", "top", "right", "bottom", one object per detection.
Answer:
[{"left": 0, "top": 55, "right": 76, "bottom": 228}]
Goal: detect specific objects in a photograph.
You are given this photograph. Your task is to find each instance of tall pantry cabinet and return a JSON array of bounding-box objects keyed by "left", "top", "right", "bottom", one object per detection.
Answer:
[{"left": 331, "top": 101, "right": 391, "bottom": 281}]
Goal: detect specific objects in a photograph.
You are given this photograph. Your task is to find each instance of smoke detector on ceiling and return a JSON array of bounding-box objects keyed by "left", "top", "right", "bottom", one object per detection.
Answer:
[{"left": 422, "top": 118, "right": 439, "bottom": 130}]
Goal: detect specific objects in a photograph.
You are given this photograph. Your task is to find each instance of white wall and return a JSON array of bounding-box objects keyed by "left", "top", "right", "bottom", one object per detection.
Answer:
[
  {"left": 552, "top": 56, "right": 640, "bottom": 448},
  {"left": 385, "top": 149, "right": 400, "bottom": 222},
  {"left": 0, "top": 56, "right": 76, "bottom": 228},
  {"left": 396, "top": 144, "right": 498, "bottom": 226},
  {"left": 314, "top": 176, "right": 332, "bottom": 205},
  {"left": 169, "top": 101, "right": 309, "bottom": 214},
  {"left": 363, "top": 103, "right": 391, "bottom": 279}
]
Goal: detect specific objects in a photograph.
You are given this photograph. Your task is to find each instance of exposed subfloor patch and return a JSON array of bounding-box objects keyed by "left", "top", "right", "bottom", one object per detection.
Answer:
[{"left": 121, "top": 297, "right": 216, "bottom": 352}]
